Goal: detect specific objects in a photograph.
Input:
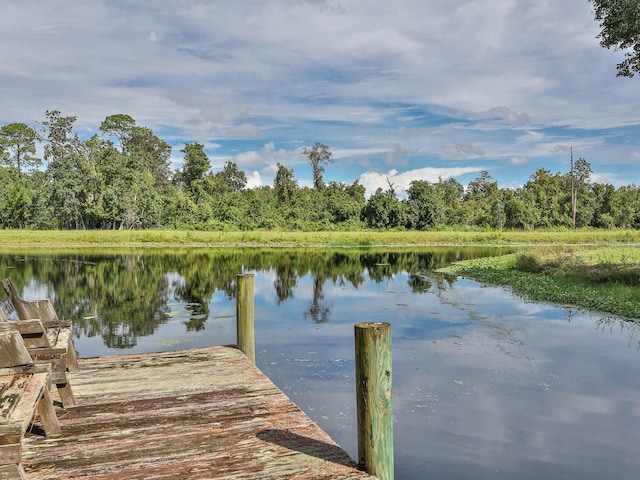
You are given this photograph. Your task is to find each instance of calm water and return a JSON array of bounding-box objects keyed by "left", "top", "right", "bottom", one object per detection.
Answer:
[{"left": 1, "top": 248, "right": 639, "bottom": 479}]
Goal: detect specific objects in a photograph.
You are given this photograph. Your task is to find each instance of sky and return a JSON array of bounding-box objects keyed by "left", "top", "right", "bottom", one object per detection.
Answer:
[{"left": 1, "top": 0, "right": 639, "bottom": 196}]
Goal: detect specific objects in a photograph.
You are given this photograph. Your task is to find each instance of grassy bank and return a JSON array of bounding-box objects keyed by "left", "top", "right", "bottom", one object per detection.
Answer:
[
  {"left": 440, "top": 245, "right": 640, "bottom": 320},
  {"left": 1, "top": 229, "right": 639, "bottom": 248}
]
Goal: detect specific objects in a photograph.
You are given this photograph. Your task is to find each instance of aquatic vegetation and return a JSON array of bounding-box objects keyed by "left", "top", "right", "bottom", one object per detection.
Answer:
[{"left": 442, "top": 247, "right": 640, "bottom": 320}]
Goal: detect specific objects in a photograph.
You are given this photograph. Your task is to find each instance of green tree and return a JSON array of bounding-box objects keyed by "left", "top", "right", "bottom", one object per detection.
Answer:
[
  {"left": 303, "top": 142, "right": 333, "bottom": 190},
  {"left": 24, "top": 170, "right": 54, "bottom": 229},
  {"left": 99, "top": 114, "right": 136, "bottom": 153},
  {"left": 240, "top": 187, "right": 282, "bottom": 230},
  {"left": 592, "top": 182, "right": 618, "bottom": 228},
  {"left": 40, "top": 110, "right": 87, "bottom": 229},
  {"left": 503, "top": 188, "right": 539, "bottom": 229},
  {"left": 435, "top": 177, "right": 464, "bottom": 227},
  {"left": 127, "top": 126, "right": 172, "bottom": 189},
  {"left": 614, "top": 184, "right": 640, "bottom": 228},
  {"left": 2, "top": 183, "right": 32, "bottom": 227},
  {"left": 570, "top": 156, "right": 593, "bottom": 228},
  {"left": 99, "top": 114, "right": 172, "bottom": 190},
  {"left": 179, "top": 143, "right": 210, "bottom": 192},
  {"left": 463, "top": 171, "right": 500, "bottom": 227},
  {"left": 406, "top": 180, "right": 445, "bottom": 230},
  {"left": 0, "top": 123, "right": 40, "bottom": 176},
  {"left": 215, "top": 161, "right": 247, "bottom": 192},
  {"left": 362, "top": 188, "right": 408, "bottom": 229},
  {"left": 78, "top": 135, "right": 111, "bottom": 228},
  {"left": 274, "top": 163, "right": 298, "bottom": 208},
  {"left": 325, "top": 181, "right": 365, "bottom": 226},
  {"left": 591, "top": 0, "right": 640, "bottom": 77},
  {"left": 96, "top": 115, "right": 169, "bottom": 228},
  {"left": 489, "top": 194, "right": 506, "bottom": 229},
  {"left": 525, "top": 168, "right": 570, "bottom": 227}
]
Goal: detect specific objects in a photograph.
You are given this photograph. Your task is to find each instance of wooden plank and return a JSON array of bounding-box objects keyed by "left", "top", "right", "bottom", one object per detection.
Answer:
[
  {"left": 0, "top": 332, "right": 32, "bottom": 368},
  {"left": 0, "top": 365, "right": 51, "bottom": 376},
  {"left": 0, "top": 422, "right": 23, "bottom": 446},
  {"left": 64, "top": 333, "right": 80, "bottom": 373},
  {"left": 0, "top": 298, "right": 14, "bottom": 322},
  {"left": 6, "top": 372, "right": 51, "bottom": 434},
  {"left": 0, "top": 279, "right": 30, "bottom": 321},
  {"left": 36, "top": 386, "right": 61, "bottom": 437},
  {"left": 0, "top": 376, "right": 30, "bottom": 422},
  {"left": 0, "top": 442, "right": 22, "bottom": 465},
  {"left": 0, "top": 462, "right": 27, "bottom": 479},
  {"left": 1, "top": 279, "right": 61, "bottom": 324},
  {"left": 23, "top": 346, "right": 378, "bottom": 480},
  {"left": 53, "top": 377, "right": 75, "bottom": 407},
  {"left": 11, "top": 320, "right": 47, "bottom": 336}
]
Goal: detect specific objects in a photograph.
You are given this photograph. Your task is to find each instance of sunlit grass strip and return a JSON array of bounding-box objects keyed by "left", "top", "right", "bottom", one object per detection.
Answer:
[
  {"left": 0, "top": 229, "right": 639, "bottom": 248},
  {"left": 441, "top": 252, "right": 640, "bottom": 320}
]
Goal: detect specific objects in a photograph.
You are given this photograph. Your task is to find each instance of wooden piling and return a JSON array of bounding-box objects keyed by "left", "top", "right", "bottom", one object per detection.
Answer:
[
  {"left": 354, "top": 321, "right": 394, "bottom": 480},
  {"left": 236, "top": 273, "right": 255, "bottom": 363}
]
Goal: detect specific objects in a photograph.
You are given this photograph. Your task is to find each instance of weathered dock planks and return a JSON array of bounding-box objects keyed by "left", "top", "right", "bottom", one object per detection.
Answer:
[{"left": 21, "top": 346, "right": 378, "bottom": 479}]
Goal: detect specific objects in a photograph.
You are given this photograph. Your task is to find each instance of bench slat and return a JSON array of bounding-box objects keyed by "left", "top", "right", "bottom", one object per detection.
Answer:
[
  {"left": 5, "top": 373, "right": 47, "bottom": 432},
  {"left": 0, "top": 422, "right": 22, "bottom": 446},
  {"left": 0, "top": 463, "right": 28, "bottom": 479},
  {"left": 0, "top": 444, "right": 24, "bottom": 468},
  {"left": 0, "top": 332, "right": 32, "bottom": 369},
  {"left": 0, "top": 378, "right": 30, "bottom": 423},
  {"left": 0, "top": 299, "right": 14, "bottom": 322}
]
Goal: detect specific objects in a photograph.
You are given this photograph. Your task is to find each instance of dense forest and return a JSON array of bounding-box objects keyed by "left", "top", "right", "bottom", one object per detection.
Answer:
[{"left": 1, "top": 111, "right": 639, "bottom": 231}]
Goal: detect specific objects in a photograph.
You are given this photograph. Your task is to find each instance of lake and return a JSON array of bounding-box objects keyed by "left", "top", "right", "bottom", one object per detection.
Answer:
[{"left": 1, "top": 248, "right": 639, "bottom": 479}]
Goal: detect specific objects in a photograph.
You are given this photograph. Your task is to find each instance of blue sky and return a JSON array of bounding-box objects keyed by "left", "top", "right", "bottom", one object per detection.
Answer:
[{"left": 1, "top": 0, "right": 639, "bottom": 195}]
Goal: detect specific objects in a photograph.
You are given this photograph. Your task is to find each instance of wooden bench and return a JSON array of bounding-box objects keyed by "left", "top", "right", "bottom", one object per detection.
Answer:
[
  {"left": 1, "top": 280, "right": 78, "bottom": 408},
  {"left": 0, "top": 329, "right": 61, "bottom": 480}
]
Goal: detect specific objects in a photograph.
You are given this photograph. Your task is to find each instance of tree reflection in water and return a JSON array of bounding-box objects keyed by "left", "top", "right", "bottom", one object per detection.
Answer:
[
  {"left": 0, "top": 247, "right": 503, "bottom": 349},
  {"left": 596, "top": 316, "right": 640, "bottom": 350}
]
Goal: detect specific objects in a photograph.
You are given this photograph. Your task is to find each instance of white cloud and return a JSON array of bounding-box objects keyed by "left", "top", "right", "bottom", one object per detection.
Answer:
[
  {"left": 0, "top": 0, "right": 638, "bottom": 189},
  {"left": 359, "top": 166, "right": 485, "bottom": 196},
  {"left": 226, "top": 123, "right": 263, "bottom": 139},
  {"left": 245, "top": 170, "right": 262, "bottom": 189},
  {"left": 234, "top": 150, "right": 261, "bottom": 167},
  {"left": 233, "top": 142, "right": 298, "bottom": 167},
  {"left": 441, "top": 142, "right": 485, "bottom": 160},
  {"left": 262, "top": 163, "right": 280, "bottom": 176},
  {"left": 509, "top": 157, "right": 531, "bottom": 166}
]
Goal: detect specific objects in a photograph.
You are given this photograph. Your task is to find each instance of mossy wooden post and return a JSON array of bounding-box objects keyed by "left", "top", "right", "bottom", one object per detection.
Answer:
[
  {"left": 236, "top": 273, "right": 255, "bottom": 363},
  {"left": 355, "top": 321, "right": 394, "bottom": 480}
]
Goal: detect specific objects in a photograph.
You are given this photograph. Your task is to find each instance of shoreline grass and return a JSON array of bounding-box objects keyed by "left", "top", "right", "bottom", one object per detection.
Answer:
[
  {"left": 1, "top": 228, "right": 639, "bottom": 248},
  {"left": 440, "top": 246, "right": 640, "bottom": 320}
]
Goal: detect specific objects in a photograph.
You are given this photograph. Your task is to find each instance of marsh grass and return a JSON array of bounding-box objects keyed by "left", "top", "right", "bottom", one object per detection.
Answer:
[
  {"left": 1, "top": 229, "right": 639, "bottom": 248},
  {"left": 443, "top": 245, "right": 640, "bottom": 319}
]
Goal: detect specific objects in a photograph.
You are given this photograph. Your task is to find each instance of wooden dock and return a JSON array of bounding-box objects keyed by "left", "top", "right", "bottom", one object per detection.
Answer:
[{"left": 21, "top": 346, "right": 377, "bottom": 479}]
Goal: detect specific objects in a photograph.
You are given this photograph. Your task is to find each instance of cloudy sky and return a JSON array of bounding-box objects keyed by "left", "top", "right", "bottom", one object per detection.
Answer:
[{"left": 1, "top": 0, "right": 639, "bottom": 195}]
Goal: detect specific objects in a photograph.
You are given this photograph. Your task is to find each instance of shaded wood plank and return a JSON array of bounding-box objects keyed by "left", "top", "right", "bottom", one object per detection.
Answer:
[
  {"left": 0, "top": 463, "right": 27, "bottom": 480},
  {"left": 0, "top": 332, "right": 32, "bottom": 368}
]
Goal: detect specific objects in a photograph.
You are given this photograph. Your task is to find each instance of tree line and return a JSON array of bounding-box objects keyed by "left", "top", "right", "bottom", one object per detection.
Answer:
[{"left": 1, "top": 112, "right": 639, "bottom": 231}]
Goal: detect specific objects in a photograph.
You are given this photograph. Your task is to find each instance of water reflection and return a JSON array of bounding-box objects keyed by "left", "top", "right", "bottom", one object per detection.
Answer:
[
  {"left": 0, "top": 247, "right": 499, "bottom": 349},
  {"left": 596, "top": 316, "right": 640, "bottom": 350},
  {"left": 1, "top": 247, "right": 639, "bottom": 480}
]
